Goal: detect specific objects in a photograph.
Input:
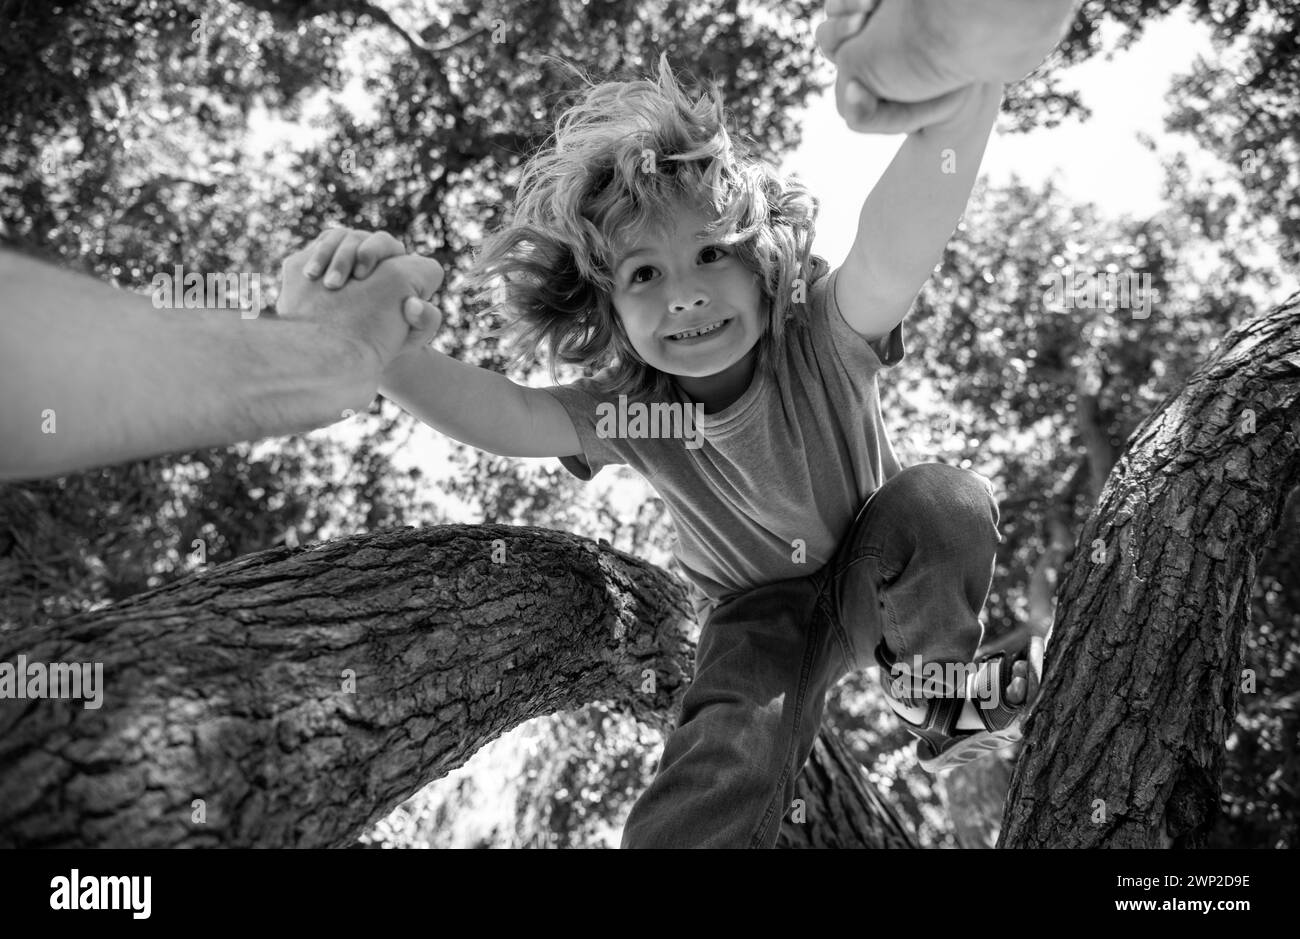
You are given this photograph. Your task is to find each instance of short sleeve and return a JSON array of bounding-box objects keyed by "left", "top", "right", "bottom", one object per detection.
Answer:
[
  {"left": 818, "top": 264, "right": 906, "bottom": 370},
  {"left": 536, "top": 376, "right": 629, "bottom": 481}
]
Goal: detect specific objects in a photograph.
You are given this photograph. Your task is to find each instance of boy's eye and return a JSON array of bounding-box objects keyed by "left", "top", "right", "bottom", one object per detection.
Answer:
[{"left": 627, "top": 247, "right": 727, "bottom": 284}]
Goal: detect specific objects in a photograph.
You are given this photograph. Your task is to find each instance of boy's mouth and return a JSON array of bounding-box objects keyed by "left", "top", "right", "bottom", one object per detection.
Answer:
[{"left": 665, "top": 318, "right": 730, "bottom": 342}]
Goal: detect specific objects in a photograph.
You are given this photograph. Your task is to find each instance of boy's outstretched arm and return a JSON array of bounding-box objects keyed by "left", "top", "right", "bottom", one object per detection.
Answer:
[
  {"left": 298, "top": 227, "right": 582, "bottom": 460},
  {"left": 834, "top": 81, "right": 1003, "bottom": 341},
  {"left": 380, "top": 350, "right": 582, "bottom": 459}
]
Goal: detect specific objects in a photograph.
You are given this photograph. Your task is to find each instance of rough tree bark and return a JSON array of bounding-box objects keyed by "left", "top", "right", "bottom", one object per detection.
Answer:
[
  {"left": 0, "top": 524, "right": 911, "bottom": 847},
  {"left": 1000, "top": 291, "right": 1300, "bottom": 847}
]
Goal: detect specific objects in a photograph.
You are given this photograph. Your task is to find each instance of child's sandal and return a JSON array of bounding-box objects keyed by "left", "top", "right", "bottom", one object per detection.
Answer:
[{"left": 874, "top": 640, "right": 1027, "bottom": 774}]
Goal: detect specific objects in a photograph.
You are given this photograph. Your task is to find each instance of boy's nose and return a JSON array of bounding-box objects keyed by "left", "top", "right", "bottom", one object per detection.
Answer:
[{"left": 670, "top": 294, "right": 709, "bottom": 313}]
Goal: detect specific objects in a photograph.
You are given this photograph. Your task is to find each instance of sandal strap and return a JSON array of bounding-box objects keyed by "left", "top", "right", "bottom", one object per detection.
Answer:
[
  {"left": 874, "top": 642, "right": 970, "bottom": 758},
  {"left": 875, "top": 642, "right": 1025, "bottom": 759}
]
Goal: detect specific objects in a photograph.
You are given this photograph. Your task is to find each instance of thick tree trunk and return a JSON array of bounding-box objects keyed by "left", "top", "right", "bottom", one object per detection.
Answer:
[
  {"left": 1000, "top": 292, "right": 1300, "bottom": 847},
  {"left": 0, "top": 523, "right": 904, "bottom": 847}
]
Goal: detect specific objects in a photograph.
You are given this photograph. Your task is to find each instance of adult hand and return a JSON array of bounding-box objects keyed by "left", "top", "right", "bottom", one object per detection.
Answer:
[
  {"left": 817, "top": 0, "right": 1077, "bottom": 133},
  {"left": 278, "top": 245, "right": 444, "bottom": 376}
]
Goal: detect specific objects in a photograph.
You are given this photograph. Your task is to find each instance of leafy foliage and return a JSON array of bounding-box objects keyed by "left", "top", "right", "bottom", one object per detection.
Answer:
[{"left": 1009, "top": 0, "right": 1300, "bottom": 269}]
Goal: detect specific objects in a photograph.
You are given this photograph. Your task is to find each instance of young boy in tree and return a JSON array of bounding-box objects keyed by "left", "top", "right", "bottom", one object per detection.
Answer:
[{"left": 301, "top": 4, "right": 1051, "bottom": 847}]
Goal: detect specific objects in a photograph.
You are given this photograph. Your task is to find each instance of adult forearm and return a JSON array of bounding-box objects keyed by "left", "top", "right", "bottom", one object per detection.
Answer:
[{"left": 0, "top": 251, "right": 378, "bottom": 480}]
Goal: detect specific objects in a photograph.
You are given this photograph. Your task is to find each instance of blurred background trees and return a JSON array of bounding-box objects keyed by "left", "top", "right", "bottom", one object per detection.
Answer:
[{"left": 1, "top": 0, "right": 1295, "bottom": 847}]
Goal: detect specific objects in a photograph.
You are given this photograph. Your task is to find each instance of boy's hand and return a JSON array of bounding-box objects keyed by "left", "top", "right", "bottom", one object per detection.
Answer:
[{"left": 300, "top": 226, "right": 444, "bottom": 346}]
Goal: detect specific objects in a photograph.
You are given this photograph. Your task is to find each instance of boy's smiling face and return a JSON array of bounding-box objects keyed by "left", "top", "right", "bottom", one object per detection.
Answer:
[{"left": 610, "top": 202, "right": 765, "bottom": 396}]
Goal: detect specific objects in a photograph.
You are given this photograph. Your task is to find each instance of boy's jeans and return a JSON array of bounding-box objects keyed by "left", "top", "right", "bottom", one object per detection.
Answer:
[{"left": 621, "top": 462, "right": 1002, "bottom": 849}]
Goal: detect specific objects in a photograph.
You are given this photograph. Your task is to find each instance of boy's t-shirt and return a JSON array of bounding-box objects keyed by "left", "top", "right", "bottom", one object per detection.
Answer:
[{"left": 538, "top": 255, "right": 907, "bottom": 622}]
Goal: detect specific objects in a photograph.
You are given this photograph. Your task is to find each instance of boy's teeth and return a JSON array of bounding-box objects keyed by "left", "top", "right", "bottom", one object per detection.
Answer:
[{"left": 670, "top": 320, "right": 725, "bottom": 339}]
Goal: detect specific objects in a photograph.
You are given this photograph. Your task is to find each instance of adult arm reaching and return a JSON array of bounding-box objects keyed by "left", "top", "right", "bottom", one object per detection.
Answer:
[{"left": 0, "top": 243, "right": 444, "bottom": 481}]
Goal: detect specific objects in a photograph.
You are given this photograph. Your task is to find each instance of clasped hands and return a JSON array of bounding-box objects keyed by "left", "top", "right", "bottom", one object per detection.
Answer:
[
  {"left": 817, "top": 0, "right": 1076, "bottom": 134},
  {"left": 277, "top": 229, "right": 444, "bottom": 379}
]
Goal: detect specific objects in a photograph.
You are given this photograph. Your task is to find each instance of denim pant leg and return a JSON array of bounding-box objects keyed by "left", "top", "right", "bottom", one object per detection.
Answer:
[
  {"left": 827, "top": 463, "right": 1002, "bottom": 688},
  {"left": 620, "top": 575, "right": 846, "bottom": 848}
]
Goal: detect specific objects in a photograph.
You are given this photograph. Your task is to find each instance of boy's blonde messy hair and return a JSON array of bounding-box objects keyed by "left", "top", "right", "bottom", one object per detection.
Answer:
[{"left": 466, "top": 53, "right": 819, "bottom": 400}]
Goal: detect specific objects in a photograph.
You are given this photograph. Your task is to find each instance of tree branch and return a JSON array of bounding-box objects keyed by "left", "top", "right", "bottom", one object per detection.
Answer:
[
  {"left": 1, "top": 522, "right": 911, "bottom": 848},
  {"left": 0, "top": 525, "right": 693, "bottom": 847}
]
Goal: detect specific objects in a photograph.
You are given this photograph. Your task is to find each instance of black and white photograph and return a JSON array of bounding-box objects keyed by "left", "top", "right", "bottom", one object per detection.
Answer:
[{"left": 0, "top": 0, "right": 1295, "bottom": 908}]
